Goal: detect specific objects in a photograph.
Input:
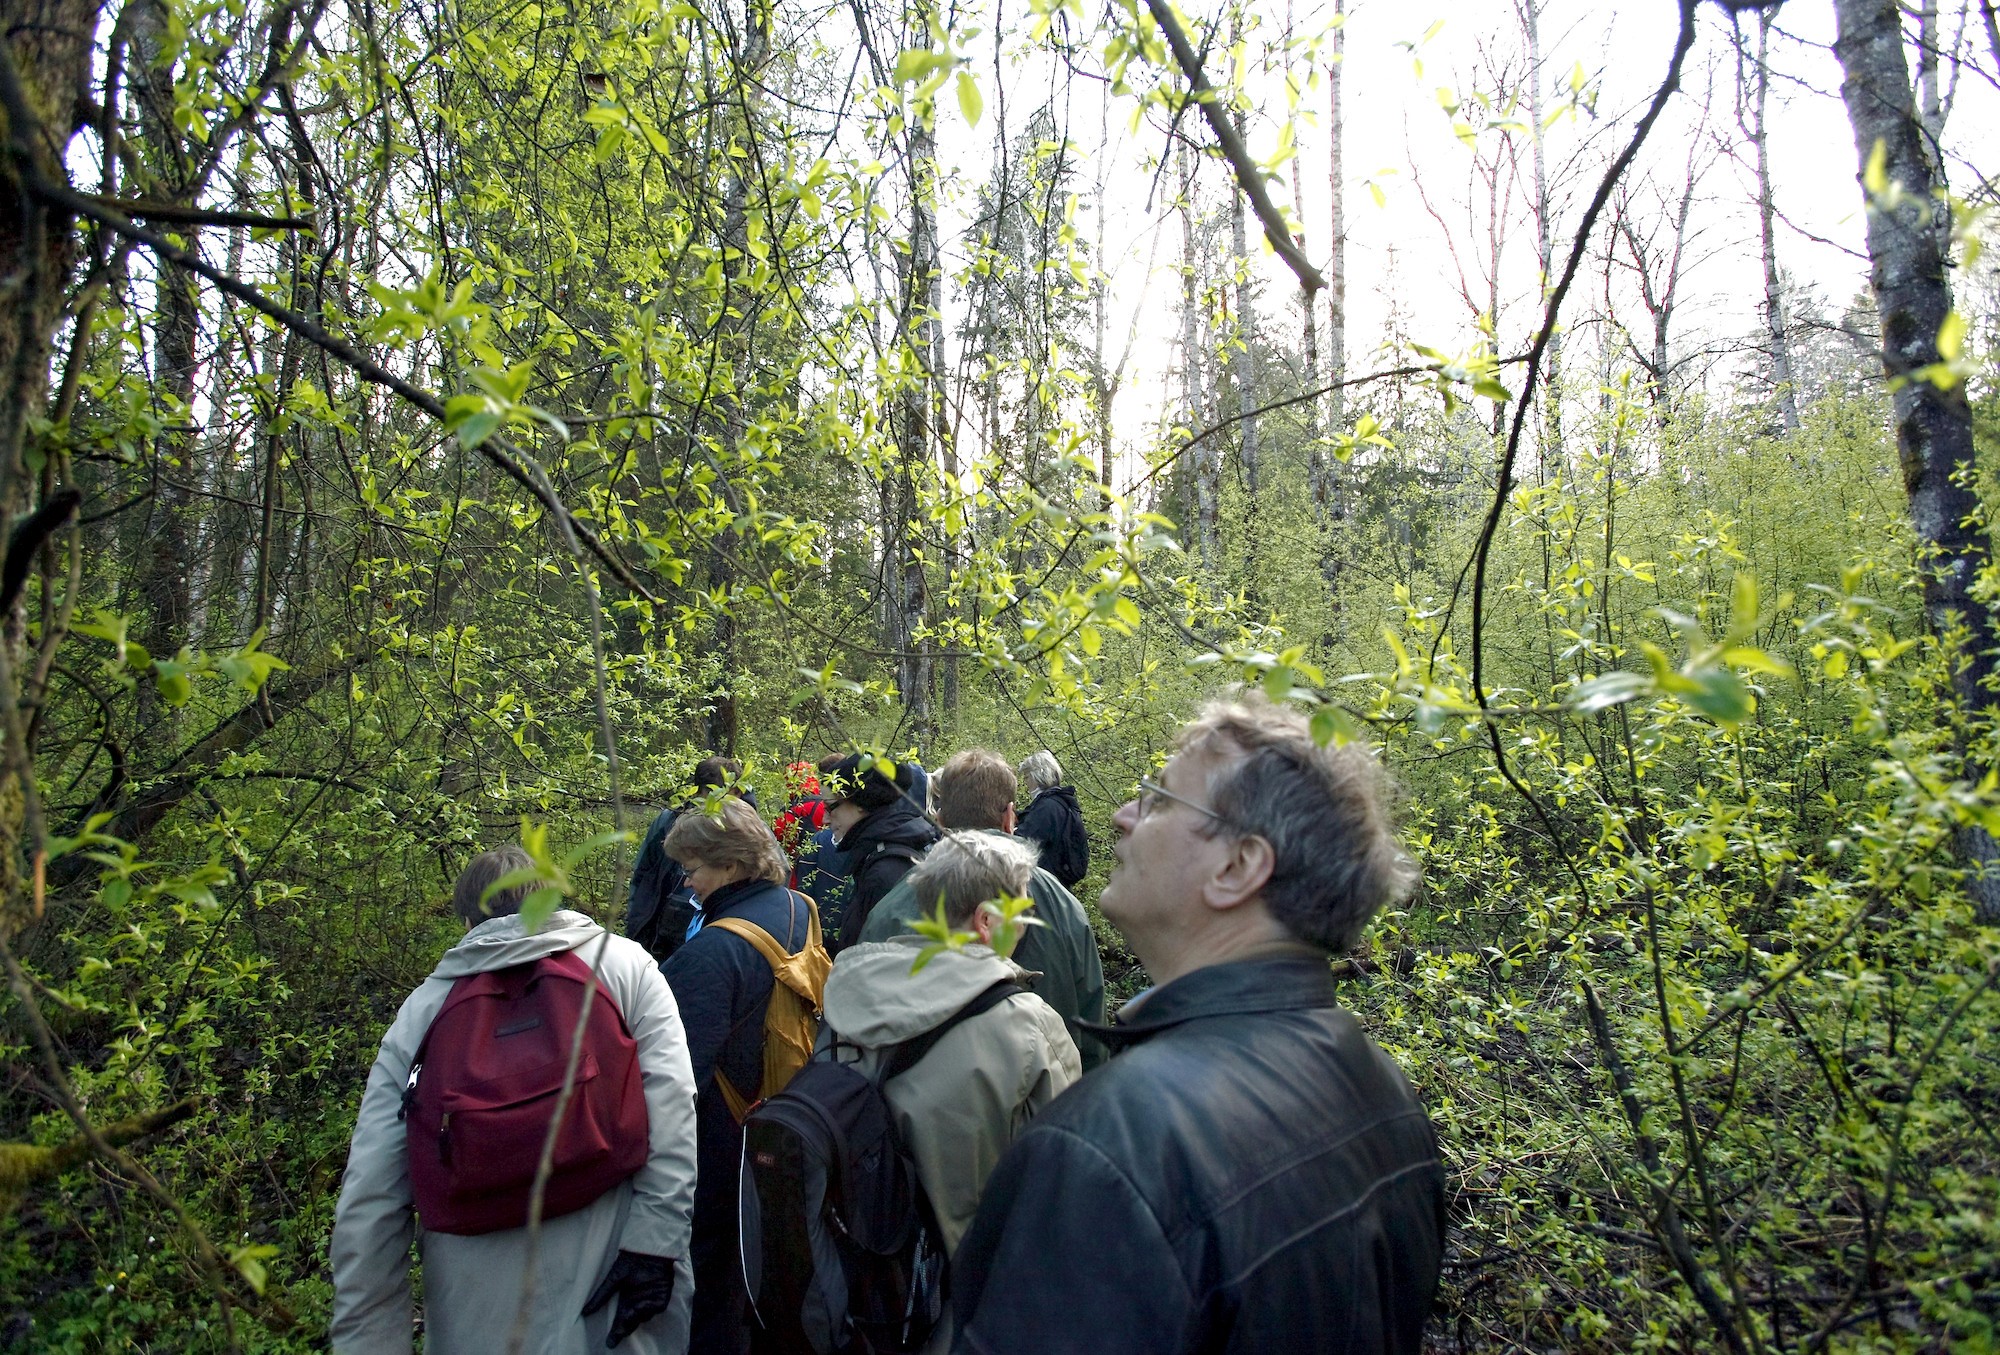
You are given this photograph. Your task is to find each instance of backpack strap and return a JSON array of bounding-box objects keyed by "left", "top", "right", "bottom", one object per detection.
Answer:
[
  {"left": 860, "top": 841, "right": 923, "bottom": 869},
  {"left": 877, "top": 979, "right": 1026, "bottom": 1085},
  {"left": 709, "top": 916, "right": 789, "bottom": 968}
]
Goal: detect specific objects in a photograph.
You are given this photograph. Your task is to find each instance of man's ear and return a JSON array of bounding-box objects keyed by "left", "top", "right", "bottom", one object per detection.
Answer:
[
  {"left": 969, "top": 903, "right": 998, "bottom": 946},
  {"left": 1001, "top": 804, "right": 1017, "bottom": 833},
  {"left": 1202, "top": 833, "right": 1275, "bottom": 913}
]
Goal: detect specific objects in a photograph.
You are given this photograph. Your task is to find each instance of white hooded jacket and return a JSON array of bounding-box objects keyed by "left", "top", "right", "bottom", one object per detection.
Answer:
[
  {"left": 818, "top": 937, "right": 1081, "bottom": 1255},
  {"left": 330, "top": 911, "right": 698, "bottom": 1354}
]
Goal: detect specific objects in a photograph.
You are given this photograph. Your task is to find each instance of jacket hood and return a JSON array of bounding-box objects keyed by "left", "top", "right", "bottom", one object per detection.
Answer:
[
  {"left": 1030, "top": 785, "right": 1079, "bottom": 810},
  {"left": 823, "top": 938, "right": 1028, "bottom": 1046},
  {"left": 431, "top": 910, "right": 609, "bottom": 979},
  {"left": 842, "top": 794, "right": 939, "bottom": 853}
]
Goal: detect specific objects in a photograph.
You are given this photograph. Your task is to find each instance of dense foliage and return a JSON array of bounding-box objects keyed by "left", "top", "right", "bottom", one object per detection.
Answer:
[{"left": 0, "top": 0, "right": 1996, "bottom": 1350}]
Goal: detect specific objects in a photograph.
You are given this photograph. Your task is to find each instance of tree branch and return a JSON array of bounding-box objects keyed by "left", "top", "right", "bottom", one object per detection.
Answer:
[{"left": 1141, "top": 0, "right": 1328, "bottom": 295}]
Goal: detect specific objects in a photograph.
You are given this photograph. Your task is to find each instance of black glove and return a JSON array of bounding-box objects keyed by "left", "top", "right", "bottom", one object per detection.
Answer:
[{"left": 581, "top": 1250, "right": 676, "bottom": 1349}]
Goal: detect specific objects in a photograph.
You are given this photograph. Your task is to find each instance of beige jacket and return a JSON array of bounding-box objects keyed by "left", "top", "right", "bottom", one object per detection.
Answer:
[
  {"left": 329, "top": 912, "right": 698, "bottom": 1354},
  {"left": 817, "top": 937, "right": 1082, "bottom": 1255}
]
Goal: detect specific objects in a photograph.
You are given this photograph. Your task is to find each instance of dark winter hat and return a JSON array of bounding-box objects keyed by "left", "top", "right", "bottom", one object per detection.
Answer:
[{"left": 825, "top": 753, "right": 911, "bottom": 812}]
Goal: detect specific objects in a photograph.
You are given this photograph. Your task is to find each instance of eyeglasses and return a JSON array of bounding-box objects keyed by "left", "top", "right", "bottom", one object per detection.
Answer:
[{"left": 1134, "top": 776, "right": 1223, "bottom": 824}]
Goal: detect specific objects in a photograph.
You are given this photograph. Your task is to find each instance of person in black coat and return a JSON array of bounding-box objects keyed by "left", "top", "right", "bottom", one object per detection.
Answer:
[
  {"left": 951, "top": 697, "right": 1445, "bottom": 1355},
  {"left": 659, "top": 798, "right": 814, "bottom": 1355},
  {"left": 1014, "top": 750, "right": 1090, "bottom": 889},
  {"left": 823, "top": 752, "right": 941, "bottom": 950}
]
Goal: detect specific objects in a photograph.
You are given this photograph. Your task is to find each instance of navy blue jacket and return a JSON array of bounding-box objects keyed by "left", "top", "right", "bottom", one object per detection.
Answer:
[
  {"left": 661, "top": 878, "right": 813, "bottom": 1214},
  {"left": 951, "top": 949, "right": 1446, "bottom": 1355}
]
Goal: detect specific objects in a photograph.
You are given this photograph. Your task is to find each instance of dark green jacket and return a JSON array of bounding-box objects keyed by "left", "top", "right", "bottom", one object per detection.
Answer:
[{"left": 859, "top": 829, "right": 1108, "bottom": 1068}]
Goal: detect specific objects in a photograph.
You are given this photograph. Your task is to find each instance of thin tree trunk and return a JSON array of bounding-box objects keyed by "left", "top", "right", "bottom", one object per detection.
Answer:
[
  {"left": 1743, "top": 10, "right": 1800, "bottom": 431},
  {"left": 1834, "top": 0, "right": 2000, "bottom": 921},
  {"left": 1180, "top": 144, "right": 1218, "bottom": 572},
  {"left": 1229, "top": 106, "right": 1261, "bottom": 505},
  {"left": 1320, "top": 0, "right": 1346, "bottom": 606},
  {"left": 1521, "top": 0, "right": 1566, "bottom": 465},
  {"left": 704, "top": 0, "right": 773, "bottom": 756},
  {"left": 896, "top": 81, "right": 939, "bottom": 752}
]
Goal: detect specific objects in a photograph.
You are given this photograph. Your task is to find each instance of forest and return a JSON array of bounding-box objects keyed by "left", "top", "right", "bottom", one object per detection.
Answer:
[{"left": 0, "top": 0, "right": 1996, "bottom": 1346}]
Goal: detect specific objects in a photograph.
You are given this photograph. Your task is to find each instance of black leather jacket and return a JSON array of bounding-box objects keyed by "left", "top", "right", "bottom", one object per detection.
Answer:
[{"left": 950, "top": 948, "right": 1446, "bottom": 1355}]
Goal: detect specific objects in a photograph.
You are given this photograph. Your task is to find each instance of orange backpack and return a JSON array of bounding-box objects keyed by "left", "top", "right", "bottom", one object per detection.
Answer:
[{"left": 709, "top": 892, "right": 832, "bottom": 1122}]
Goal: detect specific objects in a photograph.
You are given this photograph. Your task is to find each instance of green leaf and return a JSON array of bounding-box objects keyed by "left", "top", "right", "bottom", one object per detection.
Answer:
[
  {"left": 1568, "top": 670, "right": 1652, "bottom": 716},
  {"left": 956, "top": 70, "right": 983, "bottom": 127},
  {"left": 1862, "top": 137, "right": 1889, "bottom": 196},
  {"left": 455, "top": 409, "right": 502, "bottom": 450},
  {"left": 1936, "top": 309, "right": 1967, "bottom": 360},
  {"left": 152, "top": 657, "right": 194, "bottom": 707},
  {"left": 229, "top": 1243, "right": 279, "bottom": 1296},
  {"left": 1682, "top": 666, "right": 1753, "bottom": 728}
]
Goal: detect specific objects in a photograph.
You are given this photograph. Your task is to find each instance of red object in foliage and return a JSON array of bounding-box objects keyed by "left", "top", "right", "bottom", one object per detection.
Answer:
[
  {"left": 772, "top": 762, "right": 828, "bottom": 863},
  {"left": 402, "top": 950, "right": 649, "bottom": 1236}
]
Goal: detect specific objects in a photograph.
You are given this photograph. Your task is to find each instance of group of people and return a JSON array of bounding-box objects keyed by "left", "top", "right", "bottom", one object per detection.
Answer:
[{"left": 328, "top": 697, "right": 1447, "bottom": 1355}]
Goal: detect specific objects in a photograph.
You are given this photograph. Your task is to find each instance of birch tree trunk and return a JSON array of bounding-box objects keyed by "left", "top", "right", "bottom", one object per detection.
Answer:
[
  {"left": 895, "top": 75, "right": 939, "bottom": 752},
  {"left": 1741, "top": 10, "right": 1801, "bottom": 432},
  {"left": 1319, "top": 0, "right": 1346, "bottom": 603},
  {"left": 1181, "top": 145, "right": 1219, "bottom": 572},
  {"left": 1520, "top": 0, "right": 1566, "bottom": 466},
  {"left": 1833, "top": 0, "right": 2000, "bottom": 921},
  {"left": 1229, "top": 104, "right": 1262, "bottom": 506}
]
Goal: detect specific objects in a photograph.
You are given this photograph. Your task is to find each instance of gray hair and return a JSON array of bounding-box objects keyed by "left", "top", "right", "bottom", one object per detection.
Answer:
[
  {"left": 1017, "top": 750, "right": 1063, "bottom": 796},
  {"left": 453, "top": 844, "right": 537, "bottom": 925},
  {"left": 903, "top": 831, "right": 1039, "bottom": 928},
  {"left": 1176, "top": 694, "right": 1415, "bottom": 952}
]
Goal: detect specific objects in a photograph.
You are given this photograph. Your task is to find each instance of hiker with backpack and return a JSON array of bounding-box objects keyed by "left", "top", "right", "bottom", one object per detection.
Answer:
[
  {"left": 821, "top": 753, "right": 940, "bottom": 951},
  {"left": 947, "top": 696, "right": 1447, "bottom": 1355},
  {"left": 858, "top": 749, "right": 1108, "bottom": 1068},
  {"left": 737, "top": 831, "right": 1080, "bottom": 1355},
  {"left": 628, "top": 756, "right": 753, "bottom": 962},
  {"left": 330, "top": 844, "right": 699, "bottom": 1354},
  {"left": 659, "top": 799, "right": 832, "bottom": 1355},
  {"left": 1013, "top": 750, "right": 1090, "bottom": 890}
]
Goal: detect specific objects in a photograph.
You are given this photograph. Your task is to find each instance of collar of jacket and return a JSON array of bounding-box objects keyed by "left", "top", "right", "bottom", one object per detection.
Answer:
[
  {"left": 1081, "top": 944, "right": 1338, "bottom": 1050},
  {"left": 701, "top": 876, "right": 781, "bottom": 919}
]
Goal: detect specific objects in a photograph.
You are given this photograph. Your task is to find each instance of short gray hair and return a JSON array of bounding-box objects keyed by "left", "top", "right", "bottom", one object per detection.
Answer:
[
  {"left": 453, "top": 844, "right": 537, "bottom": 925},
  {"left": 1017, "top": 750, "right": 1063, "bottom": 796},
  {"left": 1176, "top": 694, "right": 1414, "bottom": 952},
  {"left": 903, "top": 831, "right": 1039, "bottom": 928}
]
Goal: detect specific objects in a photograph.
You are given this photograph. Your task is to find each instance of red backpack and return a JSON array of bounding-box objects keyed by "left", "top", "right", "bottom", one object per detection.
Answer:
[{"left": 400, "top": 948, "right": 650, "bottom": 1235}]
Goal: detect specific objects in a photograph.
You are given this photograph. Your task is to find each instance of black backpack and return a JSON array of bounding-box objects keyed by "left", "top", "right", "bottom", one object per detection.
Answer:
[
  {"left": 1035, "top": 795, "right": 1090, "bottom": 889},
  {"left": 738, "top": 979, "right": 1024, "bottom": 1354}
]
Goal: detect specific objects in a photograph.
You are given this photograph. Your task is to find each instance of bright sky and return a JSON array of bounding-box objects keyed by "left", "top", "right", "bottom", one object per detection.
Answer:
[{"left": 910, "top": 0, "right": 1997, "bottom": 488}]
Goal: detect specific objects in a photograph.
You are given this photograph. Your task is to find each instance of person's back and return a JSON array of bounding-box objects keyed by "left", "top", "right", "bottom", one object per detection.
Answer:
[
  {"left": 860, "top": 749, "right": 1107, "bottom": 1066},
  {"left": 332, "top": 847, "right": 697, "bottom": 1355},
  {"left": 656, "top": 803, "right": 817, "bottom": 1355},
  {"left": 860, "top": 852, "right": 1105, "bottom": 1067},
  {"left": 819, "top": 938, "right": 1079, "bottom": 1252},
  {"left": 949, "top": 949, "right": 1441, "bottom": 1354}
]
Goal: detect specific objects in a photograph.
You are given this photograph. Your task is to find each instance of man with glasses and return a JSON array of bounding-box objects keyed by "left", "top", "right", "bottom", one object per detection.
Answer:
[{"left": 948, "top": 694, "right": 1446, "bottom": 1355}]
